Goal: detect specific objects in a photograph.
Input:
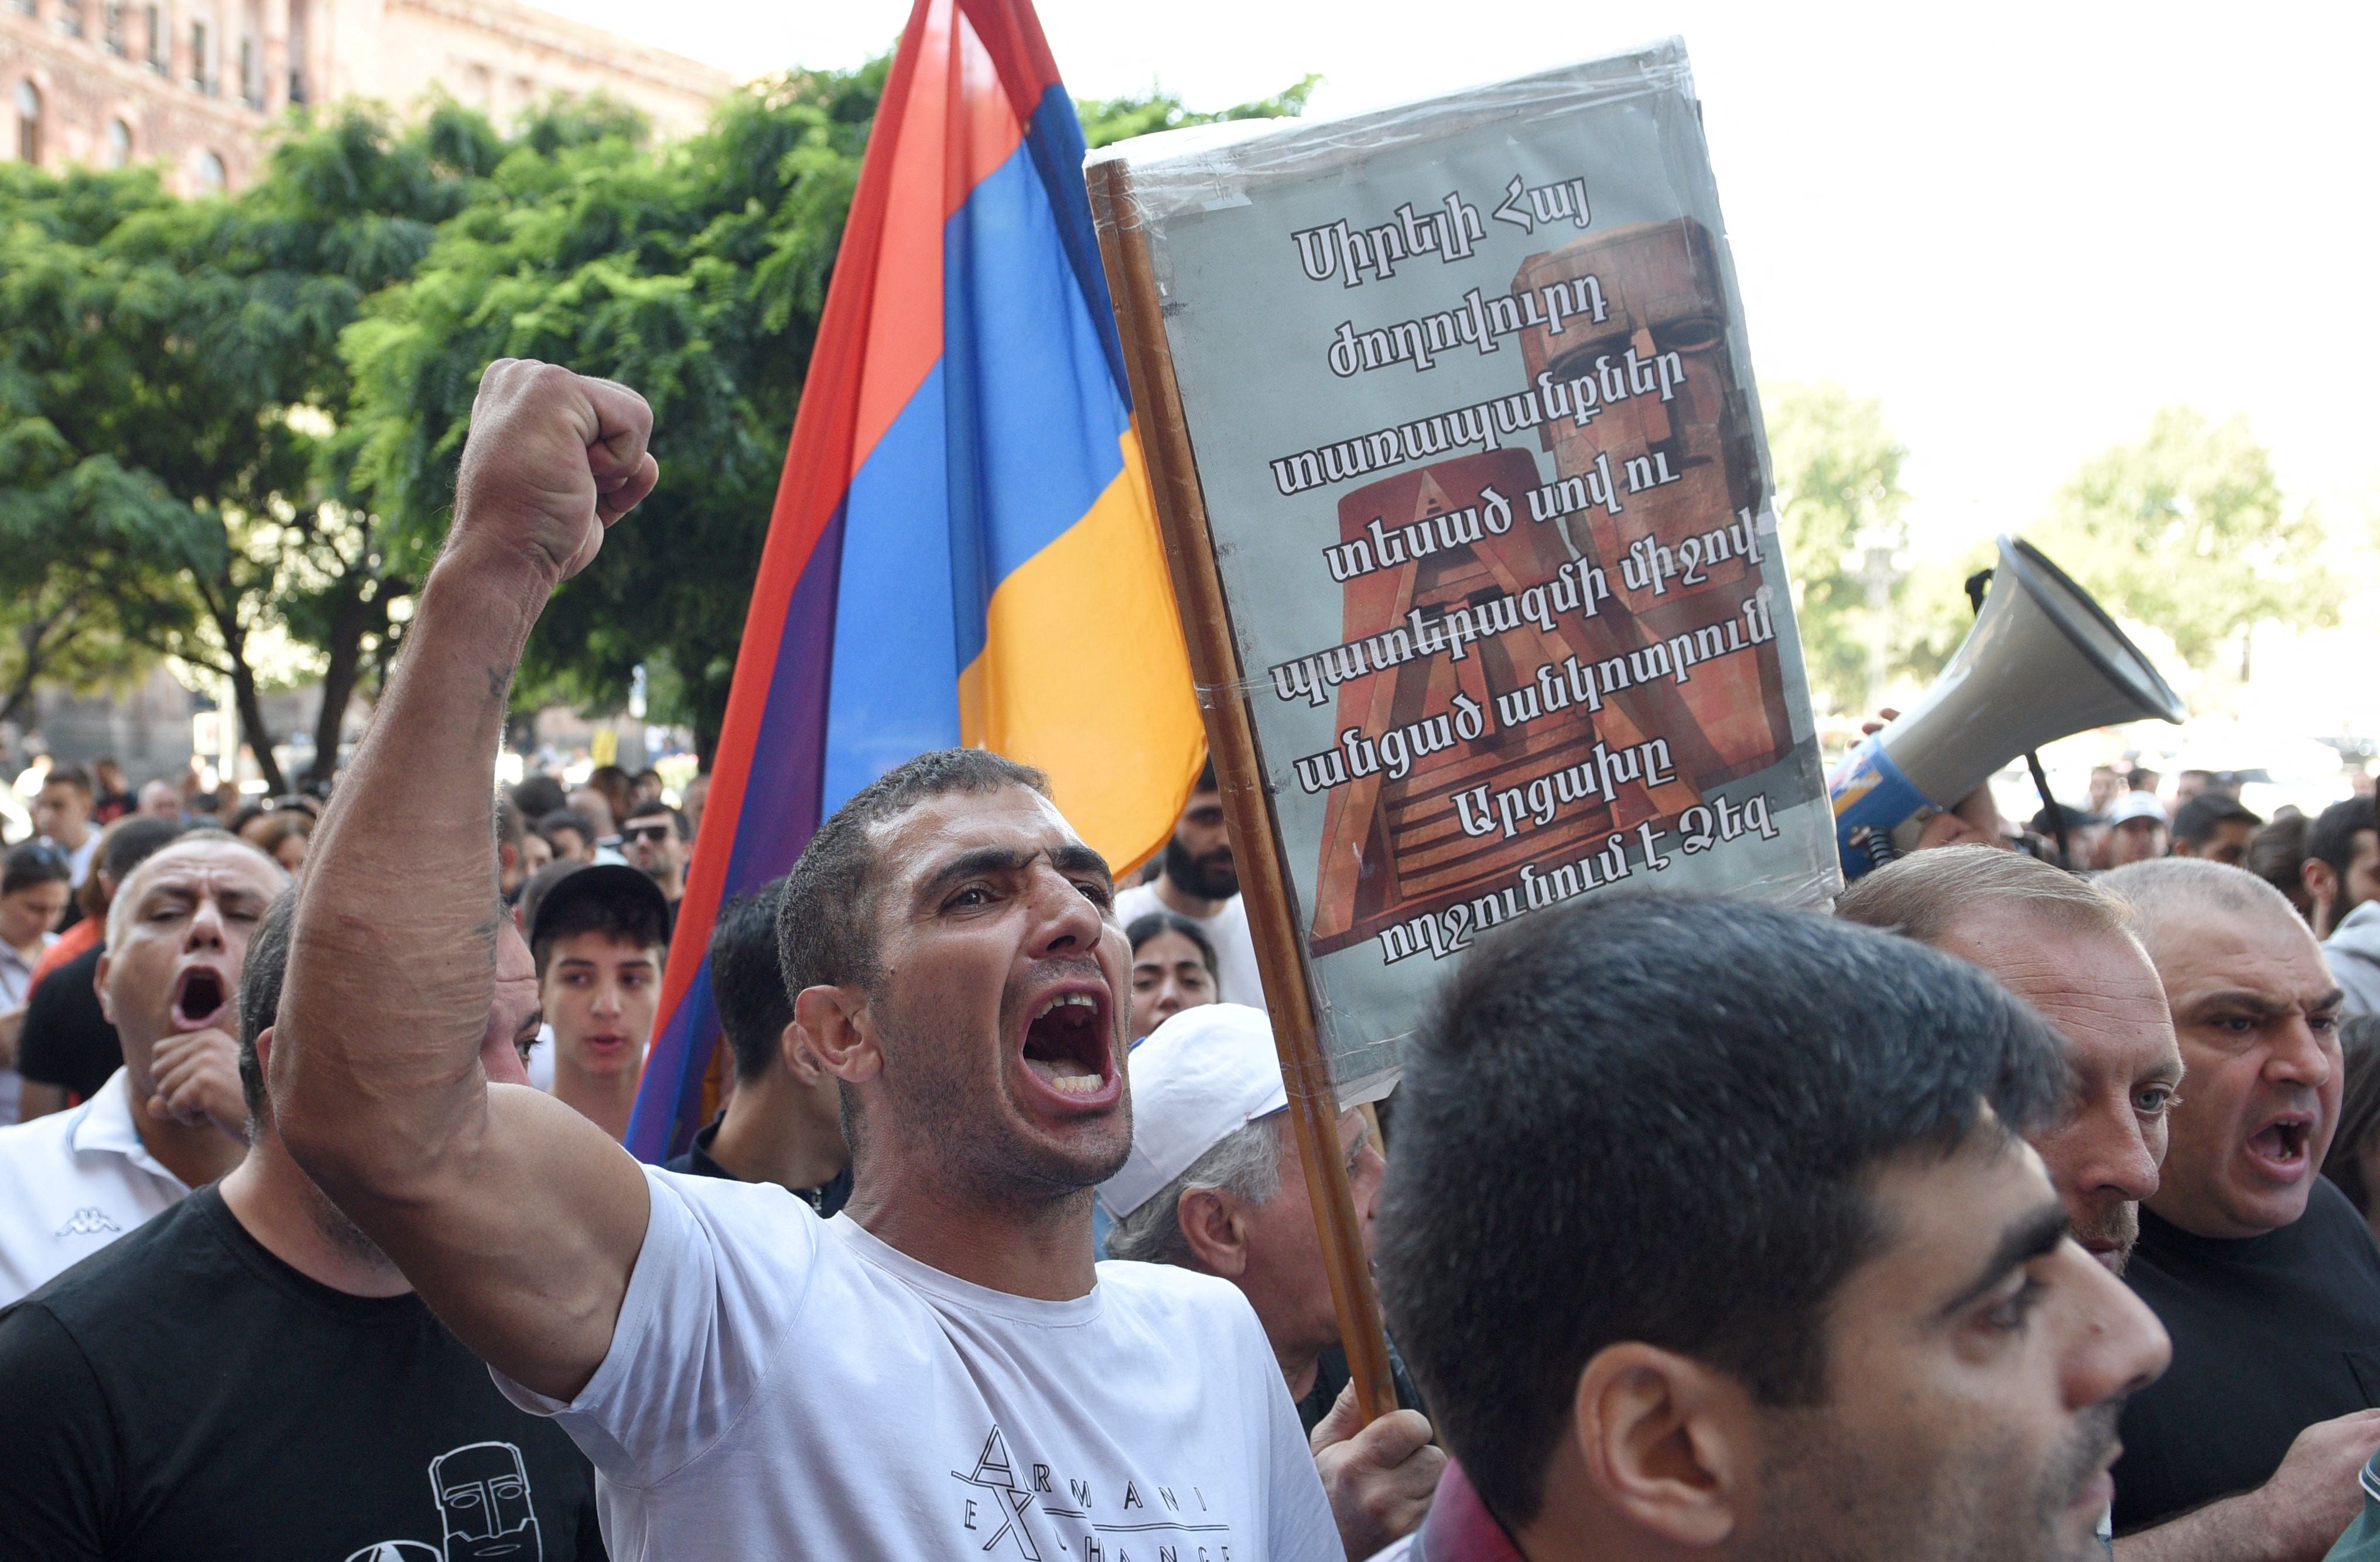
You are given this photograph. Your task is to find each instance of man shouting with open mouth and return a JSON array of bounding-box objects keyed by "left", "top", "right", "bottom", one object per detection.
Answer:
[{"left": 274, "top": 361, "right": 1338, "bottom": 1561}]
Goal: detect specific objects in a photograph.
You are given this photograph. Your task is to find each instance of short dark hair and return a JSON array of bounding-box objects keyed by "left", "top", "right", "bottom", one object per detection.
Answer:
[
  {"left": 495, "top": 794, "right": 526, "bottom": 851},
  {"left": 2247, "top": 813, "right": 2311, "bottom": 903},
  {"left": 536, "top": 809, "right": 594, "bottom": 848},
  {"left": 40, "top": 765, "right": 93, "bottom": 799},
  {"left": 2174, "top": 792, "right": 2262, "bottom": 846},
  {"left": 778, "top": 748, "right": 1050, "bottom": 996},
  {"left": 91, "top": 814, "right": 184, "bottom": 911},
  {"left": 236, "top": 886, "right": 300, "bottom": 1129},
  {"left": 1, "top": 842, "right": 73, "bottom": 899},
  {"left": 1194, "top": 756, "right": 1217, "bottom": 793},
  {"left": 623, "top": 799, "right": 688, "bottom": 838},
  {"left": 2321, "top": 1015, "right": 2380, "bottom": 1217},
  {"left": 511, "top": 773, "right": 567, "bottom": 822},
  {"left": 527, "top": 865, "right": 671, "bottom": 975},
  {"left": 1125, "top": 910, "right": 1218, "bottom": 979},
  {"left": 1375, "top": 894, "right": 2070, "bottom": 1531},
  {"left": 712, "top": 881, "right": 794, "bottom": 1082},
  {"left": 2307, "top": 798, "right": 2376, "bottom": 881}
]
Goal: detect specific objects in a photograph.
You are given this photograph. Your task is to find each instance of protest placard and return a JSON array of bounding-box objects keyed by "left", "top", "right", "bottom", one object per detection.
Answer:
[
  {"left": 1091, "top": 40, "right": 1841, "bottom": 1419},
  {"left": 1090, "top": 39, "right": 1841, "bottom": 1105}
]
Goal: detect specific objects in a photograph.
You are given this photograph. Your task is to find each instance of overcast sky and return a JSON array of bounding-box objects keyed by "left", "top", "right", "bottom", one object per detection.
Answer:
[{"left": 546, "top": 0, "right": 2377, "bottom": 561}]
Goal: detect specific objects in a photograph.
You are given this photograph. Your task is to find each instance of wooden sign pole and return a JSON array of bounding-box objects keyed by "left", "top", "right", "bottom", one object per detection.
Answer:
[{"left": 1089, "top": 156, "right": 1399, "bottom": 1424}]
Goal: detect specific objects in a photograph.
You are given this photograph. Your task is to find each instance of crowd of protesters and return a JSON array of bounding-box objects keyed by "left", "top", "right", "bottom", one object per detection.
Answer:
[{"left": 1, "top": 362, "right": 2379, "bottom": 1561}]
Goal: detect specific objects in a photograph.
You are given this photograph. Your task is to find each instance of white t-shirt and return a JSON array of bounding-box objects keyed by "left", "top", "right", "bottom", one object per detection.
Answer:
[
  {"left": 1113, "top": 882, "right": 1267, "bottom": 1016},
  {"left": 500, "top": 1165, "right": 1336, "bottom": 1562},
  {"left": 0, "top": 1067, "right": 189, "bottom": 1303}
]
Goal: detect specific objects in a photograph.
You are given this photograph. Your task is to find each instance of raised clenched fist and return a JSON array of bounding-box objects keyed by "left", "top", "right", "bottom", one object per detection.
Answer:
[{"left": 450, "top": 360, "right": 661, "bottom": 585}]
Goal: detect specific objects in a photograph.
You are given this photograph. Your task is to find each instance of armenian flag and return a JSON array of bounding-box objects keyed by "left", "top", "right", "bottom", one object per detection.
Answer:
[{"left": 627, "top": 0, "right": 1203, "bottom": 1162}]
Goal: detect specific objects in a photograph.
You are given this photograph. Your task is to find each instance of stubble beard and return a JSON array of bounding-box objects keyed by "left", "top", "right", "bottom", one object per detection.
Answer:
[
  {"left": 1740, "top": 1399, "right": 2121, "bottom": 1562},
  {"left": 297, "top": 1163, "right": 403, "bottom": 1277},
  {"left": 2073, "top": 1198, "right": 2139, "bottom": 1274},
  {"left": 1165, "top": 837, "right": 1239, "bottom": 902},
  {"left": 871, "top": 968, "right": 1132, "bottom": 1209}
]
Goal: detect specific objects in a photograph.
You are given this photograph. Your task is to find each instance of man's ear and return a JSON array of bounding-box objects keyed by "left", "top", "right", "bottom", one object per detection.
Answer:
[
  {"left": 779, "top": 1019, "right": 823, "bottom": 1081},
  {"left": 254, "top": 1024, "right": 275, "bottom": 1078},
  {"left": 1175, "top": 1187, "right": 1251, "bottom": 1278},
  {"left": 94, "top": 951, "right": 115, "bottom": 1025},
  {"left": 2304, "top": 858, "right": 2339, "bottom": 909},
  {"left": 796, "top": 984, "right": 879, "bottom": 1085},
  {"left": 1566, "top": 1343, "right": 1753, "bottom": 1549},
  {"left": 498, "top": 841, "right": 520, "bottom": 875}
]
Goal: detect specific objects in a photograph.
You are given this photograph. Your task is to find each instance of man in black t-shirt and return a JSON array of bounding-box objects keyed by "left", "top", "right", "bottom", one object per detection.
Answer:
[
  {"left": 661, "top": 879, "right": 850, "bottom": 1212},
  {"left": 2099, "top": 859, "right": 2380, "bottom": 1560},
  {"left": 0, "top": 888, "right": 606, "bottom": 1561}
]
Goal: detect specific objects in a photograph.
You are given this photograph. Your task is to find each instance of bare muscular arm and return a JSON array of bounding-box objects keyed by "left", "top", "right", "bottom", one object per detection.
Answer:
[{"left": 275, "top": 361, "right": 661, "bottom": 1400}]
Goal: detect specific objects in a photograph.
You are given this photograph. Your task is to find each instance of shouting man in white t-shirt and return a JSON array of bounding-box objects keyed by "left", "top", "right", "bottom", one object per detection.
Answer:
[{"left": 275, "top": 361, "right": 1339, "bottom": 1562}]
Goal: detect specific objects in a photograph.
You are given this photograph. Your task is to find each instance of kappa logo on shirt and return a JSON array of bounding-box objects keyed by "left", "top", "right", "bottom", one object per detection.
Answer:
[
  {"left": 54, "top": 1207, "right": 122, "bottom": 1238},
  {"left": 952, "top": 1425, "right": 1236, "bottom": 1562}
]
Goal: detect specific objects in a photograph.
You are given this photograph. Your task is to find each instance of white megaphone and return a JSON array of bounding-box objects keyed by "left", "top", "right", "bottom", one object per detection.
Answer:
[{"left": 1830, "top": 535, "right": 2184, "bottom": 879}]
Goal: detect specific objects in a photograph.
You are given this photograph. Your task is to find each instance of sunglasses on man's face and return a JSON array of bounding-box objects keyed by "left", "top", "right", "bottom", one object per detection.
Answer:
[{"left": 623, "top": 824, "right": 676, "bottom": 845}]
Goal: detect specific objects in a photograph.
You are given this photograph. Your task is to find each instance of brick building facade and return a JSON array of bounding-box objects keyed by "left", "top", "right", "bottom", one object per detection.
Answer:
[{"left": 3, "top": 0, "right": 730, "bottom": 196}]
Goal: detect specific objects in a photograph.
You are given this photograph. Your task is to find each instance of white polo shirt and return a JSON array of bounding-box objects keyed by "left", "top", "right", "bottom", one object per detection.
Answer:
[{"left": 0, "top": 1068, "right": 189, "bottom": 1304}]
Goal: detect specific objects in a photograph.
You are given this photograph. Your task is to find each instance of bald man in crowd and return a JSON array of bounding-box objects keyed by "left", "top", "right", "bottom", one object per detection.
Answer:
[
  {"left": 1839, "top": 846, "right": 2182, "bottom": 1273},
  {"left": 0, "top": 831, "right": 286, "bottom": 1300},
  {"left": 1841, "top": 848, "right": 2380, "bottom": 1559},
  {"left": 2095, "top": 859, "right": 2380, "bottom": 1559},
  {"left": 0, "top": 887, "right": 607, "bottom": 1558}
]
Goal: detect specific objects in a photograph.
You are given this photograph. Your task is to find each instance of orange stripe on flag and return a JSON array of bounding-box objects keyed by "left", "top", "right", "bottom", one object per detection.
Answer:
[{"left": 958, "top": 424, "right": 1205, "bottom": 874}]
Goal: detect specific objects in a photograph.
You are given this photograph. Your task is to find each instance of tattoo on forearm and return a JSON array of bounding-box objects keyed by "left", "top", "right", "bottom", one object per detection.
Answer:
[{"left": 486, "top": 666, "right": 508, "bottom": 703}]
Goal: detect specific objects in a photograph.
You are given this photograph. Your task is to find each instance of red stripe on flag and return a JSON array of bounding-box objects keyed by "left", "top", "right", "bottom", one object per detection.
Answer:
[{"left": 956, "top": 0, "right": 1065, "bottom": 126}]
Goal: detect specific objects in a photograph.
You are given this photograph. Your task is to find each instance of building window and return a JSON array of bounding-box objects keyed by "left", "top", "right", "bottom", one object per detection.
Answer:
[
  {"left": 8, "top": 0, "right": 35, "bottom": 20},
  {"left": 105, "top": 116, "right": 129, "bottom": 166},
  {"left": 189, "top": 17, "right": 208, "bottom": 91},
  {"left": 14, "top": 82, "right": 39, "bottom": 166},
  {"left": 196, "top": 148, "right": 223, "bottom": 191},
  {"left": 144, "top": 1, "right": 165, "bottom": 70},
  {"left": 237, "top": 33, "right": 257, "bottom": 106},
  {"left": 102, "top": 0, "right": 123, "bottom": 52},
  {"left": 284, "top": 0, "right": 306, "bottom": 101},
  {"left": 54, "top": 0, "right": 82, "bottom": 36}
]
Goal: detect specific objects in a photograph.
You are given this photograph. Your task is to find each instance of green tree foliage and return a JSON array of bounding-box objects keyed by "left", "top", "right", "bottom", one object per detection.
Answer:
[
  {"left": 343, "top": 71, "right": 883, "bottom": 763},
  {"left": 2027, "top": 406, "right": 2336, "bottom": 676},
  {"left": 0, "top": 104, "right": 502, "bottom": 787},
  {"left": 1763, "top": 381, "right": 1912, "bottom": 717},
  {"left": 1076, "top": 76, "right": 1319, "bottom": 149},
  {"left": 4, "top": 67, "right": 1314, "bottom": 773},
  {"left": 346, "top": 66, "right": 1312, "bottom": 761}
]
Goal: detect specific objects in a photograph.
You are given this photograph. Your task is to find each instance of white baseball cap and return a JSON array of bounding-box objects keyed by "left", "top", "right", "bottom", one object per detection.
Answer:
[
  {"left": 1099, "top": 1003, "right": 1288, "bottom": 1221},
  {"left": 2108, "top": 790, "right": 2168, "bottom": 827}
]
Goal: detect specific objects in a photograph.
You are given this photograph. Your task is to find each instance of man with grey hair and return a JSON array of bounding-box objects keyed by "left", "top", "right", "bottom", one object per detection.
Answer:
[
  {"left": 0, "top": 886, "right": 608, "bottom": 1558},
  {"left": 1102, "top": 1003, "right": 1442, "bottom": 1558},
  {"left": 1838, "top": 844, "right": 2184, "bottom": 1272},
  {"left": 2092, "top": 859, "right": 2380, "bottom": 1558},
  {"left": 0, "top": 831, "right": 284, "bottom": 1300}
]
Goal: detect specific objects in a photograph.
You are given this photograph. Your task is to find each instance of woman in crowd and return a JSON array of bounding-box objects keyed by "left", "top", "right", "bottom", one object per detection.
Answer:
[{"left": 1127, "top": 910, "right": 1219, "bottom": 1042}]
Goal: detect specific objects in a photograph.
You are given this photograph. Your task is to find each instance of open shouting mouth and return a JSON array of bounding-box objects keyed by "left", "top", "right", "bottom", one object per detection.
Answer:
[
  {"left": 2244, "top": 1110, "right": 2317, "bottom": 1183},
  {"left": 170, "top": 964, "right": 231, "bottom": 1033},
  {"left": 1017, "top": 983, "right": 1119, "bottom": 1111}
]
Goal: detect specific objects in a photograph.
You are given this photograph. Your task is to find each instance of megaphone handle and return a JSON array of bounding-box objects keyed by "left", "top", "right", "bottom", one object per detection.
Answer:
[{"left": 2023, "top": 749, "right": 2071, "bottom": 870}]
